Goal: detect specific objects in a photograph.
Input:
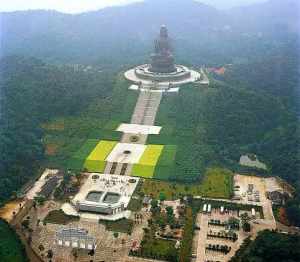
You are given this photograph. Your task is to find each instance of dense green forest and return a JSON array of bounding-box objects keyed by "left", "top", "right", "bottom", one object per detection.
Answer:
[
  {"left": 222, "top": 51, "right": 300, "bottom": 226},
  {"left": 0, "top": 56, "right": 114, "bottom": 203},
  {"left": 1, "top": 50, "right": 299, "bottom": 221},
  {"left": 230, "top": 230, "right": 300, "bottom": 262},
  {"left": 0, "top": 219, "right": 28, "bottom": 262},
  {"left": 149, "top": 80, "right": 297, "bottom": 183},
  {"left": 0, "top": 4, "right": 299, "bottom": 260},
  {"left": 0, "top": 3, "right": 299, "bottom": 262}
]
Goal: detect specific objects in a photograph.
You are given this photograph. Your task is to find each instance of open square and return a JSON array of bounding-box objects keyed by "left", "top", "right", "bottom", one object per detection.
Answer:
[
  {"left": 106, "top": 142, "right": 146, "bottom": 164},
  {"left": 117, "top": 123, "right": 162, "bottom": 135},
  {"left": 83, "top": 140, "right": 117, "bottom": 172}
]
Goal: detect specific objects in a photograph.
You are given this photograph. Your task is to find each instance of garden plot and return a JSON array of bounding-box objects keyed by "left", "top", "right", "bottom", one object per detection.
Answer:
[
  {"left": 106, "top": 143, "right": 147, "bottom": 164},
  {"left": 84, "top": 140, "right": 117, "bottom": 172},
  {"left": 68, "top": 139, "right": 100, "bottom": 170},
  {"left": 153, "top": 145, "right": 177, "bottom": 180},
  {"left": 117, "top": 123, "right": 162, "bottom": 135},
  {"left": 132, "top": 145, "right": 164, "bottom": 178}
]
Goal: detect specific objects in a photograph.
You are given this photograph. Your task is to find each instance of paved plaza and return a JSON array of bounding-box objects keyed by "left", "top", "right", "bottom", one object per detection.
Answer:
[
  {"left": 106, "top": 143, "right": 146, "bottom": 164},
  {"left": 30, "top": 205, "right": 151, "bottom": 262},
  {"left": 117, "top": 123, "right": 162, "bottom": 135}
]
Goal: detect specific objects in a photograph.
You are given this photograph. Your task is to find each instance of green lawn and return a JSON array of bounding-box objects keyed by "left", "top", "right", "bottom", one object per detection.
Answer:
[
  {"left": 67, "top": 139, "right": 100, "bottom": 170},
  {"left": 99, "top": 219, "right": 134, "bottom": 234},
  {"left": 153, "top": 145, "right": 177, "bottom": 180},
  {"left": 127, "top": 198, "right": 143, "bottom": 212},
  {"left": 142, "top": 168, "right": 233, "bottom": 199},
  {"left": 132, "top": 224, "right": 178, "bottom": 262},
  {"left": 0, "top": 219, "right": 28, "bottom": 262},
  {"left": 44, "top": 210, "right": 79, "bottom": 225},
  {"left": 199, "top": 167, "right": 234, "bottom": 199},
  {"left": 132, "top": 145, "right": 164, "bottom": 178},
  {"left": 138, "top": 145, "right": 164, "bottom": 166},
  {"left": 84, "top": 140, "right": 117, "bottom": 172},
  {"left": 139, "top": 238, "right": 178, "bottom": 261},
  {"left": 42, "top": 76, "right": 138, "bottom": 170}
]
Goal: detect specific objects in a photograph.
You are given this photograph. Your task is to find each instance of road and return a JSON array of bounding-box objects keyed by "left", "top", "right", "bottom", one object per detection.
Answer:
[
  {"left": 195, "top": 213, "right": 208, "bottom": 262},
  {"left": 10, "top": 200, "right": 43, "bottom": 262}
]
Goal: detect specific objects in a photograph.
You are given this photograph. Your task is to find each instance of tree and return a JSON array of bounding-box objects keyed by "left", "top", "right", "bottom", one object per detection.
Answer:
[
  {"left": 150, "top": 199, "right": 160, "bottom": 215},
  {"left": 230, "top": 230, "right": 300, "bottom": 262},
  {"left": 34, "top": 196, "right": 46, "bottom": 206},
  {"left": 242, "top": 222, "right": 251, "bottom": 232},
  {"left": 227, "top": 217, "right": 240, "bottom": 230},
  {"left": 240, "top": 213, "right": 251, "bottom": 232},
  {"left": 159, "top": 192, "right": 166, "bottom": 202},
  {"left": 38, "top": 244, "right": 44, "bottom": 251},
  {"left": 166, "top": 206, "right": 174, "bottom": 217},
  {"left": 47, "top": 250, "right": 53, "bottom": 259},
  {"left": 179, "top": 207, "right": 194, "bottom": 262},
  {"left": 72, "top": 249, "right": 78, "bottom": 260}
]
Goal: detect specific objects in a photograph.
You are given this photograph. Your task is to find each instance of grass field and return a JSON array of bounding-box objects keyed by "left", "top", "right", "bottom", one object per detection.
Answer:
[
  {"left": 199, "top": 168, "right": 233, "bottom": 198},
  {"left": 140, "top": 238, "right": 178, "bottom": 260},
  {"left": 84, "top": 140, "right": 117, "bottom": 172},
  {"left": 134, "top": 232, "right": 178, "bottom": 261},
  {"left": 138, "top": 145, "right": 164, "bottom": 166},
  {"left": 142, "top": 168, "right": 233, "bottom": 199},
  {"left": 132, "top": 145, "right": 164, "bottom": 178},
  {"left": 67, "top": 139, "right": 100, "bottom": 170},
  {"left": 153, "top": 145, "right": 177, "bottom": 180},
  {"left": 0, "top": 219, "right": 28, "bottom": 262},
  {"left": 44, "top": 210, "right": 79, "bottom": 225},
  {"left": 99, "top": 219, "right": 134, "bottom": 234},
  {"left": 42, "top": 76, "right": 138, "bottom": 170}
]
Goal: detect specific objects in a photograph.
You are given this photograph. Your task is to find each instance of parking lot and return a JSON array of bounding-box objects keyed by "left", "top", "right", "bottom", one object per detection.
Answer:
[{"left": 193, "top": 208, "right": 249, "bottom": 262}]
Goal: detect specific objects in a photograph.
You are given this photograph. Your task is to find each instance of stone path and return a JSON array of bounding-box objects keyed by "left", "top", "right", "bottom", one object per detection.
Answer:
[
  {"left": 130, "top": 91, "right": 162, "bottom": 126},
  {"left": 122, "top": 90, "right": 162, "bottom": 144},
  {"left": 105, "top": 89, "right": 162, "bottom": 176}
]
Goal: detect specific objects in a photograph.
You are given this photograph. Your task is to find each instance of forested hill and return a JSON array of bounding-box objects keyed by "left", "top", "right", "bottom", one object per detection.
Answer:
[
  {"left": 230, "top": 230, "right": 300, "bottom": 262},
  {"left": 1, "top": 0, "right": 298, "bottom": 66},
  {"left": 0, "top": 56, "right": 114, "bottom": 203}
]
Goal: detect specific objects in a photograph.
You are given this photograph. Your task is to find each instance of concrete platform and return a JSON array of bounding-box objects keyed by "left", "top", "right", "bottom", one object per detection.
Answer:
[
  {"left": 106, "top": 143, "right": 146, "bottom": 164},
  {"left": 117, "top": 123, "right": 162, "bottom": 135},
  {"left": 124, "top": 65, "right": 201, "bottom": 88}
]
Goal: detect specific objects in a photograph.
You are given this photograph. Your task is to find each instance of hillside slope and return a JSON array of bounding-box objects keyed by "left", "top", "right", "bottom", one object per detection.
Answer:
[{"left": 1, "top": 0, "right": 298, "bottom": 66}]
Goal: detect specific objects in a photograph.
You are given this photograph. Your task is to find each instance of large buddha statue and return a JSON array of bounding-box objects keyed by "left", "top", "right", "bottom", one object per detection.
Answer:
[{"left": 149, "top": 25, "right": 176, "bottom": 73}]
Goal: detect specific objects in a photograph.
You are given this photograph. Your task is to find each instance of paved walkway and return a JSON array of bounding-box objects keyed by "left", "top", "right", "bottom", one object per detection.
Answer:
[
  {"left": 195, "top": 213, "right": 209, "bottom": 262},
  {"left": 198, "top": 68, "right": 210, "bottom": 85}
]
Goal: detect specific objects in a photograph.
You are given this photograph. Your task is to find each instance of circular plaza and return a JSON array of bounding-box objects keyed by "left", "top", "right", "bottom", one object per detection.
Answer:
[{"left": 124, "top": 63, "right": 201, "bottom": 88}]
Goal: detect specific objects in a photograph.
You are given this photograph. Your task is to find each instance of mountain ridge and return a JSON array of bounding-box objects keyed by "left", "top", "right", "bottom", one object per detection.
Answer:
[{"left": 1, "top": 0, "right": 297, "bottom": 66}]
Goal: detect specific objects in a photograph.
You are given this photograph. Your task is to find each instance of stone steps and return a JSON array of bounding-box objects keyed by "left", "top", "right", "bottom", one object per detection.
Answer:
[{"left": 104, "top": 161, "right": 114, "bottom": 174}]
